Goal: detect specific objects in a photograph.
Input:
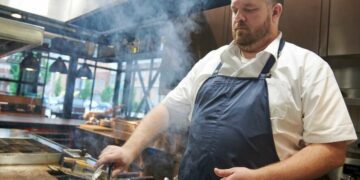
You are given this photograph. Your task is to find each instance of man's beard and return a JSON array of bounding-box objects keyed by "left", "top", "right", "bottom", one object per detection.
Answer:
[{"left": 233, "top": 16, "right": 271, "bottom": 49}]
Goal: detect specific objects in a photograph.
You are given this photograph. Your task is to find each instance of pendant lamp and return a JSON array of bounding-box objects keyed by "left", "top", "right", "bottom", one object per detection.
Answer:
[
  {"left": 50, "top": 57, "right": 68, "bottom": 74},
  {"left": 76, "top": 62, "right": 92, "bottom": 79},
  {"left": 20, "top": 52, "right": 40, "bottom": 71}
]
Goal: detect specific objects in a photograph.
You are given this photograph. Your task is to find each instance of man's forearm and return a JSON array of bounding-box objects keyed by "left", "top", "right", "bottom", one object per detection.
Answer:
[
  {"left": 257, "top": 142, "right": 347, "bottom": 179},
  {"left": 121, "top": 103, "right": 170, "bottom": 161}
]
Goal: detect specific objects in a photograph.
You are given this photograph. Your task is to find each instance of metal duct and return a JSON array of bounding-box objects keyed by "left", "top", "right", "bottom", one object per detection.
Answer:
[{"left": 0, "top": 17, "right": 44, "bottom": 58}]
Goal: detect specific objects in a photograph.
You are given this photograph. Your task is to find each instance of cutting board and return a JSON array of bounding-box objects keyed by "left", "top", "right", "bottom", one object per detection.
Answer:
[{"left": 79, "top": 124, "right": 112, "bottom": 131}]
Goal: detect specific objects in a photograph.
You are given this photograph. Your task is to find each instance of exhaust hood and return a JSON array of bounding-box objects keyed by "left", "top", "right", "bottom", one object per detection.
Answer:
[{"left": 0, "top": 17, "right": 44, "bottom": 58}]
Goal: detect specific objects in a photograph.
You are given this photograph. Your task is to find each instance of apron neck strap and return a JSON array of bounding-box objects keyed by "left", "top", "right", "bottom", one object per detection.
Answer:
[{"left": 260, "top": 38, "right": 285, "bottom": 76}]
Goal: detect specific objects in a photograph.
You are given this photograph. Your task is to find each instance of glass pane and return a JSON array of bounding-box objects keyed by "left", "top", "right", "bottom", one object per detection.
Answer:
[
  {"left": 121, "top": 61, "right": 127, "bottom": 69},
  {"left": 153, "top": 58, "right": 162, "bottom": 68},
  {"left": 19, "top": 83, "right": 41, "bottom": 98},
  {"left": 149, "top": 71, "right": 161, "bottom": 105},
  {"left": 73, "top": 71, "right": 94, "bottom": 116},
  {"left": 91, "top": 68, "right": 116, "bottom": 113},
  {"left": 118, "top": 72, "right": 126, "bottom": 106},
  {"left": 43, "top": 71, "right": 68, "bottom": 114},
  {"left": 49, "top": 53, "right": 70, "bottom": 61},
  {"left": 78, "top": 59, "right": 96, "bottom": 65},
  {"left": 0, "top": 81, "right": 17, "bottom": 95},
  {"left": 0, "top": 54, "right": 21, "bottom": 80},
  {"left": 21, "top": 69, "right": 38, "bottom": 83},
  {"left": 96, "top": 62, "right": 118, "bottom": 70},
  {"left": 127, "top": 58, "right": 162, "bottom": 118},
  {"left": 132, "top": 70, "right": 146, "bottom": 117},
  {"left": 38, "top": 55, "right": 51, "bottom": 84}
]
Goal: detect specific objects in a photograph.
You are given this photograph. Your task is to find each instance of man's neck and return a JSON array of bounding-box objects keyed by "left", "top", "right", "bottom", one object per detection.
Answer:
[{"left": 240, "top": 31, "right": 279, "bottom": 59}]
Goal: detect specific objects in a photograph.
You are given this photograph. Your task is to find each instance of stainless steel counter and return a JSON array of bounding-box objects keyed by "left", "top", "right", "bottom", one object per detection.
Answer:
[{"left": 0, "top": 128, "right": 64, "bottom": 165}]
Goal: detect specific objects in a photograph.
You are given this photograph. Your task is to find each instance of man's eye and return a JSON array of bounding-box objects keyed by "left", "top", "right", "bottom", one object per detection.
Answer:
[{"left": 244, "top": 8, "right": 257, "bottom": 12}]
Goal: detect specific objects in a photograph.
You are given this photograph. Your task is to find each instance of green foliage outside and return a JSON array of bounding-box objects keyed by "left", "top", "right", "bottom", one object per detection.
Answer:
[
  {"left": 54, "top": 77, "right": 62, "bottom": 97},
  {"left": 100, "top": 86, "right": 114, "bottom": 102},
  {"left": 40, "top": 56, "right": 51, "bottom": 84},
  {"left": 7, "top": 53, "right": 24, "bottom": 95},
  {"left": 9, "top": 64, "right": 19, "bottom": 94},
  {"left": 79, "top": 80, "right": 92, "bottom": 100}
]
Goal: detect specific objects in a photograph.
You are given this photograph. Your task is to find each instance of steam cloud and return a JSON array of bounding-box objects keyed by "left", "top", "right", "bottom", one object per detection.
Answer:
[{"left": 70, "top": 0, "right": 211, "bottom": 161}]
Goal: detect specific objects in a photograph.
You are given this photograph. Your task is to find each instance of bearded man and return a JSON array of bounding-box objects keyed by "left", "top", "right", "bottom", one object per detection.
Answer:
[{"left": 97, "top": 0, "right": 357, "bottom": 179}]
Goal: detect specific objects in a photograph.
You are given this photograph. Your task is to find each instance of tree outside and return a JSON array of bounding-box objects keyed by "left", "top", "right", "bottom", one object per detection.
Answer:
[
  {"left": 100, "top": 86, "right": 113, "bottom": 103},
  {"left": 79, "top": 80, "right": 92, "bottom": 100},
  {"left": 54, "top": 77, "right": 62, "bottom": 97},
  {"left": 8, "top": 53, "right": 22, "bottom": 95},
  {"left": 9, "top": 64, "right": 19, "bottom": 94}
]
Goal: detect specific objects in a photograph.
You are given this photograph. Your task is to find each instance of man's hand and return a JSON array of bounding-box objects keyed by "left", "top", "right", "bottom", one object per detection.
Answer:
[
  {"left": 96, "top": 145, "right": 134, "bottom": 177},
  {"left": 214, "top": 167, "right": 262, "bottom": 180}
]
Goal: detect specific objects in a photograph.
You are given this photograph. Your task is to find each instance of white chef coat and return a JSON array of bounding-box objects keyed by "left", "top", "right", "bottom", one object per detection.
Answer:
[{"left": 161, "top": 33, "right": 357, "bottom": 160}]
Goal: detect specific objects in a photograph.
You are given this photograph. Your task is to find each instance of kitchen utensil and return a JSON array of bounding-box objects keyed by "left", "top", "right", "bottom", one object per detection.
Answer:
[
  {"left": 92, "top": 164, "right": 104, "bottom": 180},
  {"left": 107, "top": 163, "right": 114, "bottom": 180}
]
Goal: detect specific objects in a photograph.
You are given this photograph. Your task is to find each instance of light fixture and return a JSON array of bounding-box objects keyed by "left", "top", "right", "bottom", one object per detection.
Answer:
[
  {"left": 20, "top": 52, "right": 40, "bottom": 71},
  {"left": 50, "top": 57, "right": 68, "bottom": 74},
  {"left": 76, "top": 62, "right": 92, "bottom": 79},
  {"left": 11, "top": 13, "right": 22, "bottom": 19}
]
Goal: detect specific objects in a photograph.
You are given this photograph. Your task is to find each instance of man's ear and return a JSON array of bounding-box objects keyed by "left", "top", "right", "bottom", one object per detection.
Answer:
[{"left": 272, "top": 3, "right": 283, "bottom": 22}]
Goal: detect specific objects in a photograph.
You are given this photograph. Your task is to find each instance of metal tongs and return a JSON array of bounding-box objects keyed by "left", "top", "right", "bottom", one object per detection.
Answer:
[{"left": 92, "top": 163, "right": 114, "bottom": 180}]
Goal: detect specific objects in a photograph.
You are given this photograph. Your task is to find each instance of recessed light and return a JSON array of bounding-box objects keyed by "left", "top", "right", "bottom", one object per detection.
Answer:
[{"left": 11, "top": 13, "right": 22, "bottom": 19}]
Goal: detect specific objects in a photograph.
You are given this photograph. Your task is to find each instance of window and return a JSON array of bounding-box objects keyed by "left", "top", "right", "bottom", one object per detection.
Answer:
[
  {"left": 0, "top": 53, "right": 21, "bottom": 95},
  {"left": 71, "top": 60, "right": 119, "bottom": 117},
  {"left": 121, "top": 58, "right": 162, "bottom": 118},
  {"left": 73, "top": 76, "right": 94, "bottom": 115},
  {"left": 91, "top": 65, "right": 117, "bottom": 113},
  {"left": 0, "top": 52, "right": 48, "bottom": 98},
  {"left": 43, "top": 53, "right": 69, "bottom": 114}
]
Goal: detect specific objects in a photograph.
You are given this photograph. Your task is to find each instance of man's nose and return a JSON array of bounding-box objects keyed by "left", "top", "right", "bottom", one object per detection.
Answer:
[{"left": 233, "top": 11, "right": 246, "bottom": 22}]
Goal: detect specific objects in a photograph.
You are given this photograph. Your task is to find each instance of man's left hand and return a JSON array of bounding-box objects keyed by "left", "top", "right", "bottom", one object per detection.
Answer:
[{"left": 214, "top": 167, "right": 262, "bottom": 180}]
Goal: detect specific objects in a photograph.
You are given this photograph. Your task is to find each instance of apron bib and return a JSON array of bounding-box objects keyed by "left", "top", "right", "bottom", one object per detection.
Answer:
[{"left": 178, "top": 39, "right": 285, "bottom": 180}]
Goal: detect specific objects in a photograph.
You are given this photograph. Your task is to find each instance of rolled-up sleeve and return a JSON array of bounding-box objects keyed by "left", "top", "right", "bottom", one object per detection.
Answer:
[{"left": 302, "top": 61, "right": 357, "bottom": 144}]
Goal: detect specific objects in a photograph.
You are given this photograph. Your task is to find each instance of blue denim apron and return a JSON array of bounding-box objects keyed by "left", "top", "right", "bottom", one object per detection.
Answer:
[{"left": 178, "top": 39, "right": 285, "bottom": 180}]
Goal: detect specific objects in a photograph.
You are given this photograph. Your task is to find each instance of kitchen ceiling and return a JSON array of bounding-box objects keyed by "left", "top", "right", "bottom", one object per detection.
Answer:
[
  {"left": 0, "top": 0, "right": 230, "bottom": 45},
  {"left": 0, "top": 0, "right": 229, "bottom": 31},
  {"left": 0, "top": 0, "right": 119, "bottom": 22}
]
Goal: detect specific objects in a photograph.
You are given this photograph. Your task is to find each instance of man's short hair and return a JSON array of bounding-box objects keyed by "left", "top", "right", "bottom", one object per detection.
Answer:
[{"left": 269, "top": 0, "right": 284, "bottom": 5}]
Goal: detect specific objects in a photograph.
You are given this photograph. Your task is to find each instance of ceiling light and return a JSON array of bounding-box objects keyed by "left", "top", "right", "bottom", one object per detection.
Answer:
[
  {"left": 20, "top": 52, "right": 40, "bottom": 71},
  {"left": 11, "top": 13, "right": 22, "bottom": 19},
  {"left": 76, "top": 63, "right": 92, "bottom": 79},
  {"left": 50, "top": 57, "right": 68, "bottom": 74}
]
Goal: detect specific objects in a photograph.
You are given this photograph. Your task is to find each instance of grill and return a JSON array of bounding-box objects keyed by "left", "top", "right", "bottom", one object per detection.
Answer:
[
  {"left": 0, "top": 129, "right": 63, "bottom": 165},
  {"left": 0, "top": 129, "right": 166, "bottom": 179}
]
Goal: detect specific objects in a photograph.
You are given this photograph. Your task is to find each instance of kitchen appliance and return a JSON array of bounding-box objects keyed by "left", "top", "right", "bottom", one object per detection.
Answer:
[
  {"left": 328, "top": 158, "right": 360, "bottom": 180},
  {"left": 0, "top": 129, "right": 154, "bottom": 179},
  {"left": 0, "top": 128, "right": 63, "bottom": 165},
  {"left": 326, "top": 56, "right": 360, "bottom": 106}
]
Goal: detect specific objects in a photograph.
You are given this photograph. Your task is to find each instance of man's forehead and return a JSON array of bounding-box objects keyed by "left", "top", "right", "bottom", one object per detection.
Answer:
[{"left": 231, "top": 0, "right": 267, "bottom": 6}]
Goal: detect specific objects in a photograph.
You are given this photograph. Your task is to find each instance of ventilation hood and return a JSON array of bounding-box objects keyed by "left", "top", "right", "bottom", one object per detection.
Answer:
[{"left": 0, "top": 17, "right": 44, "bottom": 58}]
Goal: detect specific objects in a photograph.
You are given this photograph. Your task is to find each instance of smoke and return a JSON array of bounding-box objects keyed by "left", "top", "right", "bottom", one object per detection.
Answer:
[
  {"left": 89, "top": 0, "right": 206, "bottom": 116},
  {"left": 69, "top": 0, "right": 208, "bottom": 170},
  {"left": 101, "top": 0, "right": 203, "bottom": 170}
]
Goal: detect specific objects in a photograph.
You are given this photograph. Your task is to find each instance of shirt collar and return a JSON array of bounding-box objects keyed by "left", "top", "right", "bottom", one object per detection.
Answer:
[{"left": 221, "top": 32, "right": 283, "bottom": 63}]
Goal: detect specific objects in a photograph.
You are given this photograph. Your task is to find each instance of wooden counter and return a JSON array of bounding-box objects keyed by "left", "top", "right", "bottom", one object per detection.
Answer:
[{"left": 78, "top": 124, "right": 132, "bottom": 142}]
